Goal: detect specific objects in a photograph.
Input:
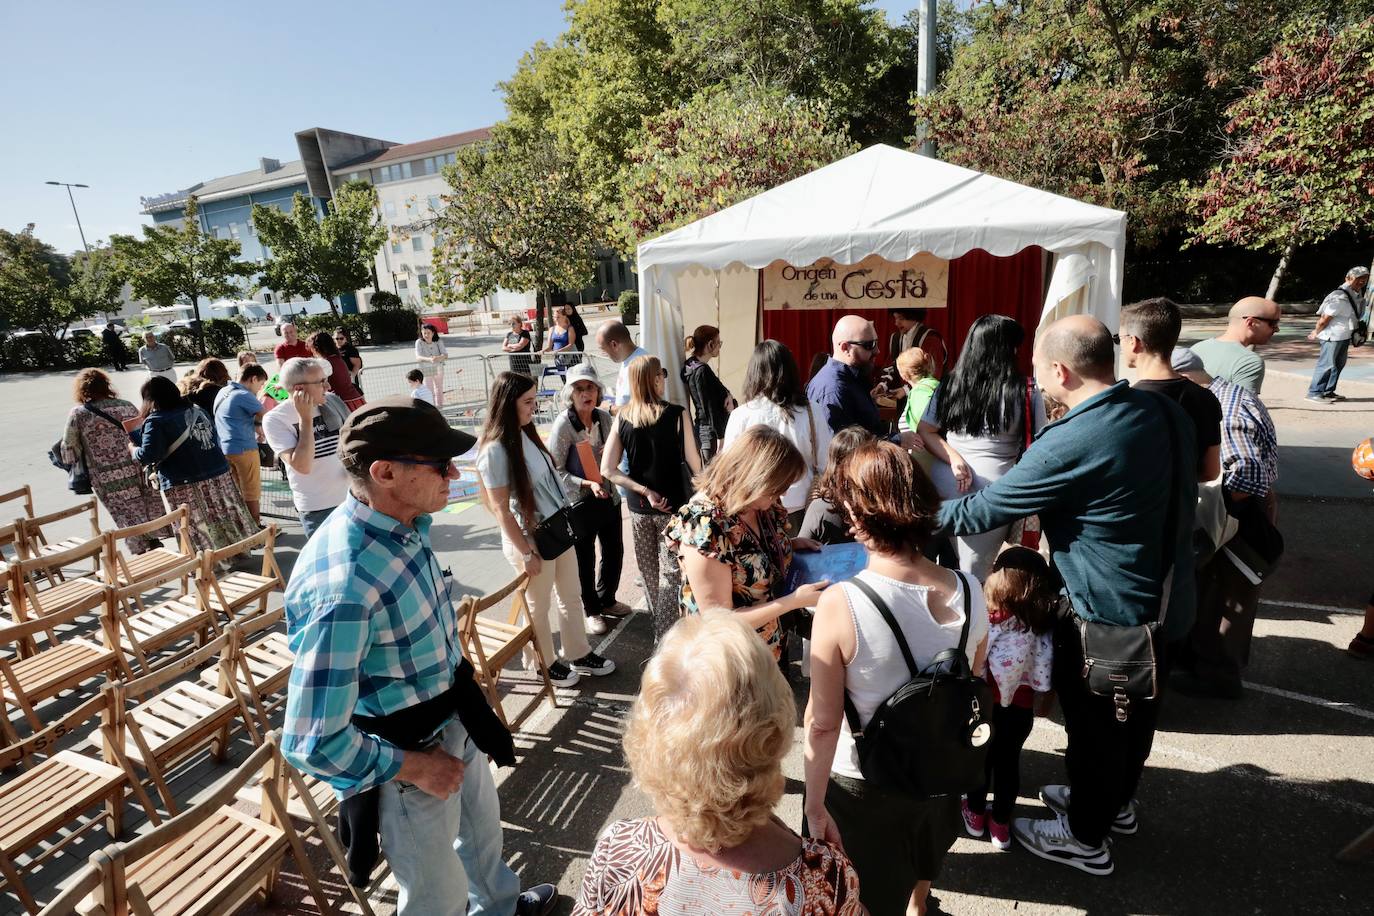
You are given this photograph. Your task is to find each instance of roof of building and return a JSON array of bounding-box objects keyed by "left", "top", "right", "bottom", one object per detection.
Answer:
[
  {"left": 141, "top": 158, "right": 307, "bottom": 214},
  {"left": 333, "top": 127, "right": 492, "bottom": 171}
]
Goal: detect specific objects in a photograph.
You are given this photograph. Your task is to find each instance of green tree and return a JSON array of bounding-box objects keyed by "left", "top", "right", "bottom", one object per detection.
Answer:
[
  {"left": 0, "top": 229, "right": 71, "bottom": 336},
  {"left": 110, "top": 196, "right": 258, "bottom": 357},
  {"left": 617, "top": 88, "right": 859, "bottom": 252},
  {"left": 65, "top": 246, "right": 126, "bottom": 325},
  {"left": 1187, "top": 17, "right": 1374, "bottom": 297},
  {"left": 251, "top": 182, "right": 387, "bottom": 316},
  {"left": 429, "top": 128, "right": 601, "bottom": 347}
]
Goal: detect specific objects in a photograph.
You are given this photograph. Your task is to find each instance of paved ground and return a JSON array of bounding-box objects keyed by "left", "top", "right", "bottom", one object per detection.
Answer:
[{"left": 3, "top": 314, "right": 1372, "bottom": 914}]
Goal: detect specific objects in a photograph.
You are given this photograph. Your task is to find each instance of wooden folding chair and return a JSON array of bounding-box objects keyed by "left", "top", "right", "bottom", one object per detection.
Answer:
[
  {"left": 107, "top": 556, "right": 218, "bottom": 676},
  {"left": 458, "top": 573, "right": 555, "bottom": 730},
  {"left": 0, "top": 486, "right": 35, "bottom": 523},
  {"left": 16, "top": 500, "right": 103, "bottom": 575},
  {"left": 0, "top": 691, "right": 160, "bottom": 914},
  {"left": 37, "top": 732, "right": 369, "bottom": 916},
  {"left": 195, "top": 526, "right": 283, "bottom": 626},
  {"left": 4, "top": 537, "right": 108, "bottom": 628},
  {"left": 101, "top": 628, "right": 261, "bottom": 817},
  {"left": 0, "top": 587, "right": 130, "bottom": 741},
  {"left": 102, "top": 506, "right": 194, "bottom": 592},
  {"left": 0, "top": 521, "right": 19, "bottom": 582},
  {"left": 200, "top": 607, "right": 290, "bottom": 735}
]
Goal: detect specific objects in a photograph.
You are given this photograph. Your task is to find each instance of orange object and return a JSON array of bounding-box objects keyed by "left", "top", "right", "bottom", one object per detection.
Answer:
[
  {"left": 575, "top": 440, "right": 601, "bottom": 484},
  {"left": 1353, "top": 437, "right": 1374, "bottom": 480}
]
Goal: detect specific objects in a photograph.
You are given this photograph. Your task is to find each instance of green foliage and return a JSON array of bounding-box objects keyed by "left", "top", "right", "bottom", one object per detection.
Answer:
[
  {"left": 430, "top": 128, "right": 600, "bottom": 310},
  {"left": 203, "top": 318, "right": 247, "bottom": 356},
  {"left": 364, "top": 308, "right": 422, "bottom": 345},
  {"left": 617, "top": 88, "right": 859, "bottom": 252},
  {"left": 1186, "top": 17, "right": 1374, "bottom": 288},
  {"left": 617, "top": 289, "right": 639, "bottom": 325},
  {"left": 0, "top": 229, "right": 109, "bottom": 337},
  {"left": 251, "top": 185, "right": 387, "bottom": 316},
  {"left": 0, "top": 332, "right": 109, "bottom": 372},
  {"left": 368, "top": 291, "right": 403, "bottom": 310},
  {"left": 110, "top": 196, "right": 258, "bottom": 357}
]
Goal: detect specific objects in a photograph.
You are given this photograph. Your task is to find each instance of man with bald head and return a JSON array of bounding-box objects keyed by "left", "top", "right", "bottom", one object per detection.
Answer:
[
  {"left": 939, "top": 314, "right": 1197, "bottom": 877},
  {"left": 806, "top": 315, "right": 885, "bottom": 435},
  {"left": 1190, "top": 296, "right": 1281, "bottom": 396}
]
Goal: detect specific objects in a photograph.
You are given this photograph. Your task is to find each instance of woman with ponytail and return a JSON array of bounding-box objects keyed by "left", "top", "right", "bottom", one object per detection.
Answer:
[{"left": 681, "top": 324, "right": 734, "bottom": 464}]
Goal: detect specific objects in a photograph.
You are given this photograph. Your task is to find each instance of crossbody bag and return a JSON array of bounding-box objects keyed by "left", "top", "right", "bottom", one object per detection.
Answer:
[
  {"left": 1075, "top": 395, "right": 1181, "bottom": 722},
  {"left": 1339, "top": 287, "right": 1368, "bottom": 348},
  {"left": 144, "top": 409, "right": 198, "bottom": 491}
]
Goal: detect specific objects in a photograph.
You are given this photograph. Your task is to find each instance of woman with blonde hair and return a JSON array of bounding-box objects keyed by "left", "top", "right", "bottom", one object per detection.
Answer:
[
  {"left": 601, "top": 355, "right": 700, "bottom": 640},
  {"left": 666, "top": 425, "right": 829, "bottom": 659},
  {"left": 681, "top": 324, "right": 733, "bottom": 464},
  {"left": 573, "top": 611, "right": 862, "bottom": 915}
]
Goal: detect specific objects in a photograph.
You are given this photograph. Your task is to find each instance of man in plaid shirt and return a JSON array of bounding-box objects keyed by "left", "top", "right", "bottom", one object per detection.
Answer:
[
  {"left": 1172, "top": 349, "right": 1280, "bottom": 699},
  {"left": 283, "top": 396, "right": 555, "bottom": 916}
]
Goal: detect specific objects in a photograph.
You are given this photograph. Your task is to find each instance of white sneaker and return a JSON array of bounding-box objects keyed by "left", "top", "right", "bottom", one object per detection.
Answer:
[
  {"left": 1012, "top": 814, "right": 1114, "bottom": 876},
  {"left": 1039, "top": 785, "right": 1138, "bottom": 835}
]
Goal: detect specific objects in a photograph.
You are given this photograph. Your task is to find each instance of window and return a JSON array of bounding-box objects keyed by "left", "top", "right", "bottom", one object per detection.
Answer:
[
  {"left": 397, "top": 279, "right": 409, "bottom": 292},
  {"left": 229, "top": 222, "right": 241, "bottom": 239},
  {"left": 384, "top": 201, "right": 396, "bottom": 218},
  {"left": 412, "top": 235, "right": 424, "bottom": 251},
  {"left": 400, "top": 161, "right": 412, "bottom": 179},
  {"left": 391, "top": 240, "right": 402, "bottom": 254},
  {"left": 418, "top": 272, "right": 429, "bottom": 288},
  {"left": 428, "top": 195, "right": 441, "bottom": 211}
]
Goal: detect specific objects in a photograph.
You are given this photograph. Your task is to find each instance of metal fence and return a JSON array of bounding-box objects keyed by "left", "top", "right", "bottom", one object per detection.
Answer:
[{"left": 258, "top": 350, "right": 626, "bottom": 525}]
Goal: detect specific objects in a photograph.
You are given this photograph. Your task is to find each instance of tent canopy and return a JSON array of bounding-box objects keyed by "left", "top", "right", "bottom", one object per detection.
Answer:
[{"left": 637, "top": 144, "right": 1127, "bottom": 404}]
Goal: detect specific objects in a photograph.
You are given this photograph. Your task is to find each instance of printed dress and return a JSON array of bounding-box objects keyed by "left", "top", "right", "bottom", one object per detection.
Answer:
[
  {"left": 62, "top": 399, "right": 169, "bottom": 553},
  {"left": 572, "top": 818, "right": 863, "bottom": 916},
  {"left": 665, "top": 496, "right": 793, "bottom": 659}
]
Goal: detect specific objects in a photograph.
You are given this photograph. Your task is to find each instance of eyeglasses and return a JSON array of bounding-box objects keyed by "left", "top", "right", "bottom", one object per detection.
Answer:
[
  {"left": 297, "top": 379, "right": 329, "bottom": 388},
  {"left": 386, "top": 456, "right": 454, "bottom": 474},
  {"left": 846, "top": 339, "right": 879, "bottom": 351},
  {"left": 1248, "top": 316, "right": 1280, "bottom": 329}
]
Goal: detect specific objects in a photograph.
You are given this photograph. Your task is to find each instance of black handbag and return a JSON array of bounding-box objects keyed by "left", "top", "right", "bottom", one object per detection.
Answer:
[
  {"left": 676, "top": 410, "right": 697, "bottom": 502},
  {"left": 1340, "top": 288, "right": 1367, "bottom": 348},
  {"left": 531, "top": 506, "right": 578, "bottom": 560},
  {"left": 841, "top": 573, "right": 994, "bottom": 798},
  {"left": 68, "top": 458, "right": 93, "bottom": 495}
]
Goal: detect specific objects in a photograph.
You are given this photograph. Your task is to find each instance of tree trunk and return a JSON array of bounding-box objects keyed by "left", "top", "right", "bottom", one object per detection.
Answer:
[
  {"left": 191, "top": 294, "right": 207, "bottom": 358},
  {"left": 1266, "top": 236, "right": 1298, "bottom": 301},
  {"left": 533, "top": 289, "right": 547, "bottom": 350}
]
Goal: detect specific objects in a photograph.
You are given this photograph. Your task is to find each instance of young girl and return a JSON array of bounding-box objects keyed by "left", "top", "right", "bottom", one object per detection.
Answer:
[
  {"left": 962, "top": 545, "right": 1057, "bottom": 850},
  {"left": 798, "top": 426, "right": 875, "bottom": 545}
]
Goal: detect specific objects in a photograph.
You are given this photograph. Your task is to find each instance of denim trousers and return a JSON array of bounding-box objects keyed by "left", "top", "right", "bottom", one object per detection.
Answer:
[
  {"left": 1307, "top": 337, "right": 1350, "bottom": 396},
  {"left": 377, "top": 720, "right": 521, "bottom": 916},
  {"left": 299, "top": 505, "right": 337, "bottom": 539}
]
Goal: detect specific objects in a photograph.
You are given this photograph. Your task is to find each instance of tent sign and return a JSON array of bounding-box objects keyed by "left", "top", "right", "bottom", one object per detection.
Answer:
[{"left": 762, "top": 253, "right": 949, "bottom": 311}]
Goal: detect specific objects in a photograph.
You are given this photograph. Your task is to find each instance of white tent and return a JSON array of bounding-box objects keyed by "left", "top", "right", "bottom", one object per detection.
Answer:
[{"left": 637, "top": 144, "right": 1127, "bottom": 403}]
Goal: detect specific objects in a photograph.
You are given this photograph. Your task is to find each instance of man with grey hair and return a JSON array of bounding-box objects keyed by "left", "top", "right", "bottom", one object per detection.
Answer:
[
  {"left": 1190, "top": 296, "right": 1282, "bottom": 396},
  {"left": 938, "top": 314, "right": 1197, "bottom": 876},
  {"left": 1305, "top": 265, "right": 1369, "bottom": 403},
  {"left": 138, "top": 331, "right": 177, "bottom": 382},
  {"left": 262, "top": 356, "right": 350, "bottom": 536}
]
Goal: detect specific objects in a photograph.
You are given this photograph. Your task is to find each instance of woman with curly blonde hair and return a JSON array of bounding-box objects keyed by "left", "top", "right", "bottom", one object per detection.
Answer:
[{"left": 573, "top": 611, "right": 862, "bottom": 915}]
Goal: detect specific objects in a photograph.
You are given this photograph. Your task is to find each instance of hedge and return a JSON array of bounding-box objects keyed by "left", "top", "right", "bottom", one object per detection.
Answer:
[
  {"left": 617, "top": 289, "right": 639, "bottom": 326},
  {"left": 124, "top": 318, "right": 247, "bottom": 363},
  {"left": 288, "top": 308, "right": 422, "bottom": 345},
  {"left": 1, "top": 333, "right": 112, "bottom": 372}
]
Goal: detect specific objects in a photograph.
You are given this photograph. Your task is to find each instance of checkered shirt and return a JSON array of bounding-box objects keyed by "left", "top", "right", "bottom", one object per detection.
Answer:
[
  {"left": 282, "top": 492, "right": 461, "bottom": 797},
  {"left": 1208, "top": 377, "right": 1279, "bottom": 498}
]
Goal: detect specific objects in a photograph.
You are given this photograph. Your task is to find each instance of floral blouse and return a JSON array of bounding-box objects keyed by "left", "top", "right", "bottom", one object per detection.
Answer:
[
  {"left": 572, "top": 818, "right": 863, "bottom": 916},
  {"left": 666, "top": 495, "right": 793, "bottom": 659}
]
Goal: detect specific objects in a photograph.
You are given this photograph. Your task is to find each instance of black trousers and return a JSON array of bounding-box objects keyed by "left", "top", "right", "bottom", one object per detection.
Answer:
[
  {"left": 1053, "top": 615, "right": 1167, "bottom": 847},
  {"left": 968, "top": 702, "right": 1035, "bottom": 823},
  {"left": 574, "top": 502, "right": 624, "bottom": 615}
]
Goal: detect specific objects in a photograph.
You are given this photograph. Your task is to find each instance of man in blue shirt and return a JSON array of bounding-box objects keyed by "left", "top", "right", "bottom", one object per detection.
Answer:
[
  {"left": 939, "top": 315, "right": 1196, "bottom": 877},
  {"left": 283, "top": 397, "right": 556, "bottom": 916},
  {"left": 214, "top": 364, "right": 269, "bottom": 523},
  {"left": 807, "top": 314, "right": 885, "bottom": 435}
]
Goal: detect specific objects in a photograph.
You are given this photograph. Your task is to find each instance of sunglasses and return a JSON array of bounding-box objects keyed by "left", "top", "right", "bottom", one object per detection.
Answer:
[
  {"left": 1248, "top": 316, "right": 1280, "bottom": 329},
  {"left": 846, "top": 339, "right": 879, "bottom": 351},
  {"left": 387, "top": 456, "right": 453, "bottom": 474}
]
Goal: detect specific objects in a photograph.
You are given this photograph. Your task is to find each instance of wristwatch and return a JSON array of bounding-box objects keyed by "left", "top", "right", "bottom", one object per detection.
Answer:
[{"left": 521, "top": 549, "right": 535, "bottom": 563}]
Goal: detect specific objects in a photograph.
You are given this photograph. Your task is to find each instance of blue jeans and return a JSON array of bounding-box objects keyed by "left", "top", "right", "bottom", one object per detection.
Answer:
[
  {"left": 378, "top": 720, "right": 520, "bottom": 916},
  {"left": 299, "top": 506, "right": 337, "bottom": 538},
  {"left": 1308, "top": 337, "right": 1351, "bottom": 396}
]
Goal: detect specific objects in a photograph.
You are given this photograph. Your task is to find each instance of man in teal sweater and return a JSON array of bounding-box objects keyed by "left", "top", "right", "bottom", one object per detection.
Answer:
[{"left": 939, "top": 314, "right": 1197, "bottom": 877}]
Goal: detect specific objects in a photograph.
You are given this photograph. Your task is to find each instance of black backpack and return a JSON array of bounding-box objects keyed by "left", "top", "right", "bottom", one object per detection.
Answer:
[{"left": 842, "top": 573, "right": 994, "bottom": 798}]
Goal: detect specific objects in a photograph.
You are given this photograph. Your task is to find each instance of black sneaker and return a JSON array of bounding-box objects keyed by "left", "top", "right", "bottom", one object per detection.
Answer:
[
  {"left": 547, "top": 661, "right": 580, "bottom": 688},
  {"left": 571, "top": 652, "right": 616, "bottom": 677},
  {"left": 515, "top": 882, "right": 557, "bottom": 916},
  {"left": 1325, "top": 392, "right": 1347, "bottom": 401}
]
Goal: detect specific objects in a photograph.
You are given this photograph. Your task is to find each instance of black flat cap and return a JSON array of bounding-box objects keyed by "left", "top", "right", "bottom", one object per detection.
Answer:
[{"left": 339, "top": 396, "right": 477, "bottom": 470}]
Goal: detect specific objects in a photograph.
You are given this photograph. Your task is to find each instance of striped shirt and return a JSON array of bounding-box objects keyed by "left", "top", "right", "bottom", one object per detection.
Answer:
[
  {"left": 1208, "top": 377, "right": 1278, "bottom": 498},
  {"left": 282, "top": 493, "right": 461, "bottom": 797}
]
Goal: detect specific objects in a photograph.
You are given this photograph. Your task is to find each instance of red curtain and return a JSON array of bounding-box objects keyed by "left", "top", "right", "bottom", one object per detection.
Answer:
[{"left": 761, "top": 247, "right": 1046, "bottom": 376}]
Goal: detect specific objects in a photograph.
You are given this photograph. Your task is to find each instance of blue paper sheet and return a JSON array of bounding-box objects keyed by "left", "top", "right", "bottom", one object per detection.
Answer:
[{"left": 786, "top": 542, "right": 869, "bottom": 592}]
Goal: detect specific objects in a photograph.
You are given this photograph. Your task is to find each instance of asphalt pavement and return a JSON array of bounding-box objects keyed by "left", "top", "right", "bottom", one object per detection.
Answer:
[{"left": 3, "top": 315, "right": 1371, "bottom": 915}]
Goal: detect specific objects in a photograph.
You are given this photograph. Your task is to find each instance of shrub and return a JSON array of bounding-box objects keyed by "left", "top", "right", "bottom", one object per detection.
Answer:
[
  {"left": 1, "top": 334, "right": 69, "bottom": 371},
  {"left": 204, "top": 318, "right": 246, "bottom": 356},
  {"left": 369, "top": 291, "right": 403, "bottom": 310},
  {"left": 290, "top": 313, "right": 372, "bottom": 345},
  {"left": 366, "top": 308, "right": 421, "bottom": 344},
  {"left": 161, "top": 328, "right": 203, "bottom": 362},
  {"left": 617, "top": 289, "right": 639, "bottom": 326}
]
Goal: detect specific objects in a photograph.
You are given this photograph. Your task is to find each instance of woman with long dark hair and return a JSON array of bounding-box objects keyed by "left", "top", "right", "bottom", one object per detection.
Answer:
[
  {"left": 918, "top": 314, "right": 1044, "bottom": 580},
  {"left": 308, "top": 331, "right": 365, "bottom": 411},
  {"left": 127, "top": 374, "right": 255, "bottom": 551},
  {"left": 477, "top": 371, "right": 615, "bottom": 688},
  {"left": 333, "top": 326, "right": 364, "bottom": 390},
  {"left": 723, "top": 339, "right": 831, "bottom": 530},
  {"left": 415, "top": 323, "right": 448, "bottom": 407}
]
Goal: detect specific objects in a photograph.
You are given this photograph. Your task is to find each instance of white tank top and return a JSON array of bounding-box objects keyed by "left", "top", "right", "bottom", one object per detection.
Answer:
[{"left": 830, "top": 568, "right": 988, "bottom": 781}]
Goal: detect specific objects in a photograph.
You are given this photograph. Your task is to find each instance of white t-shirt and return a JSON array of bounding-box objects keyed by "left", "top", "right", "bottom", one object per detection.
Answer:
[
  {"left": 262, "top": 400, "right": 350, "bottom": 512},
  {"left": 1317, "top": 287, "right": 1361, "bottom": 342},
  {"left": 613, "top": 347, "right": 648, "bottom": 406},
  {"left": 476, "top": 436, "right": 568, "bottom": 534},
  {"left": 722, "top": 397, "right": 832, "bottom": 512},
  {"left": 410, "top": 384, "right": 437, "bottom": 406}
]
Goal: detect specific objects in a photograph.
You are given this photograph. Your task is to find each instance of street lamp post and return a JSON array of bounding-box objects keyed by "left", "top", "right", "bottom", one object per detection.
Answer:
[{"left": 45, "top": 181, "right": 91, "bottom": 254}]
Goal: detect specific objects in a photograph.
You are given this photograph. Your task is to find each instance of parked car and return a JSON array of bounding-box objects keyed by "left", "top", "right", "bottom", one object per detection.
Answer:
[
  {"left": 168, "top": 318, "right": 203, "bottom": 332},
  {"left": 61, "top": 327, "right": 97, "bottom": 340}
]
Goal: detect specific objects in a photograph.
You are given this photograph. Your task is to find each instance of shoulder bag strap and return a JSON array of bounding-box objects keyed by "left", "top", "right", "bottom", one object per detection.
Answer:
[
  {"left": 1152, "top": 396, "right": 1182, "bottom": 631},
  {"left": 803, "top": 401, "right": 819, "bottom": 473},
  {"left": 83, "top": 403, "right": 126, "bottom": 430},
  {"left": 846, "top": 576, "right": 920, "bottom": 678},
  {"left": 157, "top": 414, "right": 194, "bottom": 465},
  {"left": 952, "top": 570, "right": 974, "bottom": 658}
]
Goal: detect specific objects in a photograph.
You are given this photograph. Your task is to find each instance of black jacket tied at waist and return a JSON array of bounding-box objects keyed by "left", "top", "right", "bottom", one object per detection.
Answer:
[{"left": 337, "top": 657, "right": 515, "bottom": 887}]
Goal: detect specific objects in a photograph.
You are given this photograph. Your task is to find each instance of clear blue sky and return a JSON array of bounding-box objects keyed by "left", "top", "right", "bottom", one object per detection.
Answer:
[{"left": 3, "top": 1, "right": 915, "bottom": 255}]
